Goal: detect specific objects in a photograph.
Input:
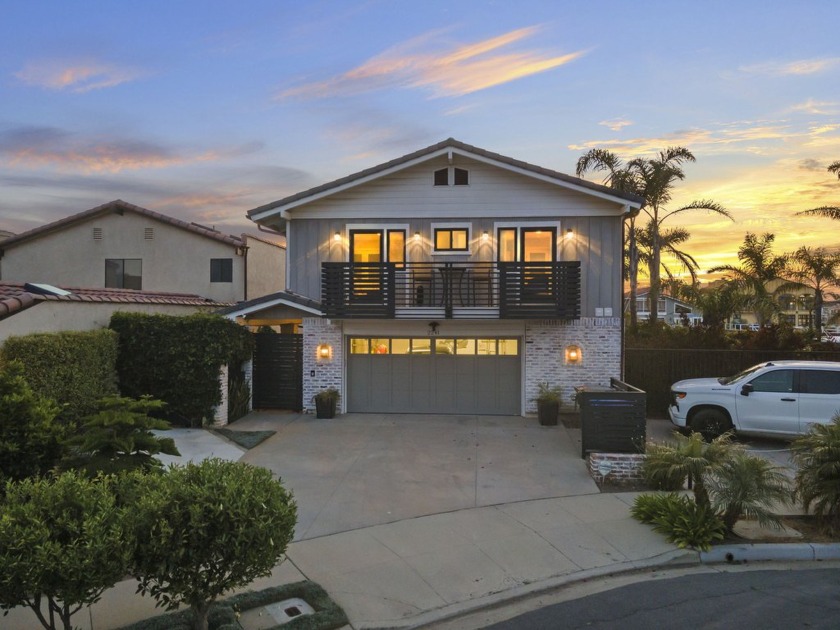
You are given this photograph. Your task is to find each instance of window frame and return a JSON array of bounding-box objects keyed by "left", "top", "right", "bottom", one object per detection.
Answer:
[
  {"left": 105, "top": 258, "right": 142, "bottom": 290},
  {"left": 210, "top": 258, "right": 234, "bottom": 283},
  {"left": 431, "top": 222, "right": 472, "bottom": 255},
  {"left": 494, "top": 222, "right": 562, "bottom": 262},
  {"left": 343, "top": 224, "right": 411, "bottom": 264}
]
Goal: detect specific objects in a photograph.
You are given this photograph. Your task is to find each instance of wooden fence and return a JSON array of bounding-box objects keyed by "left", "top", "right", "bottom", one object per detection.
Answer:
[{"left": 625, "top": 348, "right": 840, "bottom": 415}]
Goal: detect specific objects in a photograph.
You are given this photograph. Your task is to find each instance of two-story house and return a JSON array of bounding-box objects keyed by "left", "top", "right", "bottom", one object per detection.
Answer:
[
  {"left": 0, "top": 199, "right": 285, "bottom": 303},
  {"left": 231, "top": 139, "right": 643, "bottom": 415}
]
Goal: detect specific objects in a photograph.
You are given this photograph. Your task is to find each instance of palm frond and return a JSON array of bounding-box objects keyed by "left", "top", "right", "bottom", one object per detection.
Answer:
[{"left": 796, "top": 206, "right": 840, "bottom": 220}]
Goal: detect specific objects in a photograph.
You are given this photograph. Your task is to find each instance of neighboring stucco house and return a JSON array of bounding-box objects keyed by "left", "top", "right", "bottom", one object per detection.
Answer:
[
  {"left": 630, "top": 290, "right": 701, "bottom": 326},
  {"left": 0, "top": 281, "right": 226, "bottom": 345},
  {"left": 228, "top": 138, "right": 643, "bottom": 415},
  {"left": 0, "top": 199, "right": 285, "bottom": 303}
]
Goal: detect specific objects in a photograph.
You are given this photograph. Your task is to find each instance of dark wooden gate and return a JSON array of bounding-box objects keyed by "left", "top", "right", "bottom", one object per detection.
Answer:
[{"left": 252, "top": 333, "right": 303, "bottom": 410}]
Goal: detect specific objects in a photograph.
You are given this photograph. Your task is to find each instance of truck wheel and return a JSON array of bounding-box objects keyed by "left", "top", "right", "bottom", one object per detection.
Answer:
[{"left": 690, "top": 409, "right": 732, "bottom": 441}]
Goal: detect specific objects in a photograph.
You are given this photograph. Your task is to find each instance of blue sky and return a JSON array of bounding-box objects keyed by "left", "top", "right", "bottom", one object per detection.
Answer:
[{"left": 1, "top": 1, "right": 839, "bottom": 278}]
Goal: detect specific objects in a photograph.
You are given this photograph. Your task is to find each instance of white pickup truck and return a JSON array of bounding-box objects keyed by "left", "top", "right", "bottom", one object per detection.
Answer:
[{"left": 668, "top": 360, "right": 840, "bottom": 438}]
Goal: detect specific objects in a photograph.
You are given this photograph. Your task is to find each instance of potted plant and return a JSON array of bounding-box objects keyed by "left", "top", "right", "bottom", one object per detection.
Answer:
[
  {"left": 313, "top": 387, "right": 339, "bottom": 419},
  {"left": 533, "top": 382, "right": 562, "bottom": 426}
]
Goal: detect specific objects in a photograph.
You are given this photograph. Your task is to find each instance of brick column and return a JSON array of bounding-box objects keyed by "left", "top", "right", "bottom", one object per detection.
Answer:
[{"left": 302, "top": 318, "right": 344, "bottom": 413}]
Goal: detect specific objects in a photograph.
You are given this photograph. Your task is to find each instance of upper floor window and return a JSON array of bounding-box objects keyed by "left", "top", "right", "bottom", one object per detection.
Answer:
[
  {"left": 211, "top": 258, "right": 233, "bottom": 282},
  {"left": 433, "top": 167, "right": 470, "bottom": 186},
  {"left": 434, "top": 228, "right": 469, "bottom": 252},
  {"left": 105, "top": 259, "right": 142, "bottom": 290}
]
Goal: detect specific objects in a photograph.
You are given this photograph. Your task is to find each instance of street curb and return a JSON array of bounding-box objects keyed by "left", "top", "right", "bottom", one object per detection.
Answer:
[
  {"left": 376, "top": 543, "right": 840, "bottom": 630},
  {"left": 701, "top": 542, "right": 840, "bottom": 563}
]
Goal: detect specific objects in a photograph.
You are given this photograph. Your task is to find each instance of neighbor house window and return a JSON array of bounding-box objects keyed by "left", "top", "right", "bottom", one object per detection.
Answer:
[
  {"left": 105, "top": 259, "right": 142, "bottom": 290},
  {"left": 434, "top": 228, "right": 469, "bottom": 252},
  {"left": 211, "top": 258, "right": 233, "bottom": 282}
]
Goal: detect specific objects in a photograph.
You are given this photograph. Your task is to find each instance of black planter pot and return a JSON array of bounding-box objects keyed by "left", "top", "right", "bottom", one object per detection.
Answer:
[
  {"left": 314, "top": 396, "right": 337, "bottom": 419},
  {"left": 537, "top": 400, "right": 559, "bottom": 426}
]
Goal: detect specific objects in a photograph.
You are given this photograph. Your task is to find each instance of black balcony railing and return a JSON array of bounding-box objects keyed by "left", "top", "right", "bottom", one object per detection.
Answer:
[{"left": 321, "top": 261, "right": 581, "bottom": 319}]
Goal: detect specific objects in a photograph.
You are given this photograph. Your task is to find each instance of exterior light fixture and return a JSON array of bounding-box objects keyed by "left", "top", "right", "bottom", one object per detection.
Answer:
[
  {"left": 481, "top": 230, "right": 489, "bottom": 242},
  {"left": 565, "top": 345, "right": 582, "bottom": 364},
  {"left": 414, "top": 231, "right": 421, "bottom": 242},
  {"left": 565, "top": 228, "right": 574, "bottom": 239},
  {"left": 317, "top": 343, "right": 333, "bottom": 361},
  {"left": 333, "top": 231, "right": 341, "bottom": 242}
]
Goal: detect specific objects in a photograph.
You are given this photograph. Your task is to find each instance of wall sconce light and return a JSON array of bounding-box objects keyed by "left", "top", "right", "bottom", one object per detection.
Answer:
[
  {"left": 317, "top": 343, "right": 333, "bottom": 361},
  {"left": 565, "top": 345, "right": 582, "bottom": 364},
  {"left": 333, "top": 231, "right": 341, "bottom": 243},
  {"left": 414, "top": 231, "right": 421, "bottom": 242},
  {"left": 481, "top": 230, "right": 489, "bottom": 242},
  {"left": 565, "top": 228, "right": 574, "bottom": 239}
]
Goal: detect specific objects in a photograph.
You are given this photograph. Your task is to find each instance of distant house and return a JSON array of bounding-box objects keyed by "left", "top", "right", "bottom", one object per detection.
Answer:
[
  {"left": 0, "top": 281, "right": 226, "bottom": 345},
  {"left": 628, "top": 290, "right": 701, "bottom": 326},
  {"left": 0, "top": 199, "right": 285, "bottom": 303},
  {"left": 227, "top": 138, "right": 644, "bottom": 414}
]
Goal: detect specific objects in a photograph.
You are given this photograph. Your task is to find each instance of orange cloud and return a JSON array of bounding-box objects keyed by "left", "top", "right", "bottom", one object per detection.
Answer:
[
  {"left": 599, "top": 118, "right": 633, "bottom": 132},
  {"left": 15, "top": 59, "right": 145, "bottom": 92},
  {"left": 739, "top": 57, "right": 840, "bottom": 76},
  {"left": 277, "top": 26, "right": 586, "bottom": 100}
]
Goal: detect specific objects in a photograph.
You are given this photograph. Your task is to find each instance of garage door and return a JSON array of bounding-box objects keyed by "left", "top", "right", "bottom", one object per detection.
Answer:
[{"left": 347, "top": 337, "right": 520, "bottom": 414}]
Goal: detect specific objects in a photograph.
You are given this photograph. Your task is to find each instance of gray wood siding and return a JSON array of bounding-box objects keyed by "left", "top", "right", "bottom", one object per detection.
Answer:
[{"left": 284, "top": 156, "right": 626, "bottom": 316}]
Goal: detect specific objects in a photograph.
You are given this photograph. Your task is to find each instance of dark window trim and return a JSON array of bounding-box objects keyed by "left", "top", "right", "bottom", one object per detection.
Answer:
[
  {"left": 433, "top": 228, "right": 470, "bottom": 252},
  {"left": 211, "top": 258, "right": 234, "bottom": 283},
  {"left": 349, "top": 229, "right": 385, "bottom": 263},
  {"left": 387, "top": 229, "right": 406, "bottom": 267},
  {"left": 433, "top": 168, "right": 449, "bottom": 186},
  {"left": 453, "top": 167, "right": 469, "bottom": 186},
  {"left": 105, "top": 258, "right": 142, "bottom": 290}
]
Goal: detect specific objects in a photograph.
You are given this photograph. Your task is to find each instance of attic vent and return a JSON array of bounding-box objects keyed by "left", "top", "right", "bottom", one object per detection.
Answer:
[
  {"left": 144, "top": 227, "right": 154, "bottom": 240},
  {"left": 93, "top": 227, "right": 103, "bottom": 240}
]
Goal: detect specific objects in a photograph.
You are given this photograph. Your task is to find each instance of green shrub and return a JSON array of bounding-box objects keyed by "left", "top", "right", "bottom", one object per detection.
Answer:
[
  {"left": 110, "top": 313, "right": 253, "bottom": 426},
  {"left": 632, "top": 492, "right": 725, "bottom": 551},
  {"left": 227, "top": 361, "right": 251, "bottom": 423},
  {"left": 1, "top": 329, "right": 118, "bottom": 424},
  {"left": 129, "top": 458, "right": 297, "bottom": 630},
  {"left": 792, "top": 414, "right": 840, "bottom": 535},
  {"left": 0, "top": 472, "right": 133, "bottom": 630},
  {"left": 60, "top": 396, "right": 179, "bottom": 477},
  {"left": 0, "top": 361, "right": 65, "bottom": 484}
]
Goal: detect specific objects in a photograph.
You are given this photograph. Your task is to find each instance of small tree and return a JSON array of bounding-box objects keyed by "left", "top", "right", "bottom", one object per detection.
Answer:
[
  {"left": 0, "top": 360, "right": 64, "bottom": 483},
  {"left": 642, "top": 432, "right": 737, "bottom": 509},
  {"left": 0, "top": 472, "right": 132, "bottom": 630},
  {"left": 708, "top": 451, "right": 791, "bottom": 532},
  {"left": 60, "top": 396, "right": 180, "bottom": 476},
  {"left": 791, "top": 414, "right": 840, "bottom": 535},
  {"left": 131, "top": 458, "right": 297, "bottom": 630}
]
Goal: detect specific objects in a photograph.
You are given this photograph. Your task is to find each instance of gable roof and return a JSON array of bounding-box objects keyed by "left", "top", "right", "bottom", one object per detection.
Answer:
[
  {"left": 0, "top": 199, "right": 245, "bottom": 251},
  {"left": 248, "top": 138, "right": 645, "bottom": 222},
  {"left": 217, "top": 290, "right": 323, "bottom": 319},
  {"left": 0, "top": 281, "right": 227, "bottom": 321}
]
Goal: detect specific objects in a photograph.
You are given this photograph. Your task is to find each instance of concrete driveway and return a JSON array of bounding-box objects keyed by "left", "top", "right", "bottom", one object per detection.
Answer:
[{"left": 233, "top": 411, "right": 599, "bottom": 541}]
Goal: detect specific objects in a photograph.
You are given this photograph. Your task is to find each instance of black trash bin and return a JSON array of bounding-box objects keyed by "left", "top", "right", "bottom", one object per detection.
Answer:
[{"left": 577, "top": 378, "right": 646, "bottom": 458}]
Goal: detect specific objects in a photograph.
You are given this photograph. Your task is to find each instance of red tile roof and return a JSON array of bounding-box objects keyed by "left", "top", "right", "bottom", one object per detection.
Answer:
[
  {"left": 0, "top": 199, "right": 245, "bottom": 251},
  {"left": 0, "top": 282, "right": 228, "bottom": 321}
]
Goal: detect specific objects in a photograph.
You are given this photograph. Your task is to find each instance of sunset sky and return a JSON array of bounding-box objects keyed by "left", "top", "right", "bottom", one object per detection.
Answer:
[{"left": 2, "top": 1, "right": 838, "bottom": 282}]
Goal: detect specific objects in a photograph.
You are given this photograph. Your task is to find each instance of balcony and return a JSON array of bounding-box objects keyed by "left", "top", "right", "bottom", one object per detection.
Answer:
[{"left": 321, "top": 261, "right": 581, "bottom": 319}]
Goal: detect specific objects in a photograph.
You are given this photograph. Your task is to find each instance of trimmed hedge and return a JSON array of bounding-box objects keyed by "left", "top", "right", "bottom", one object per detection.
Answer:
[
  {"left": 1, "top": 329, "right": 118, "bottom": 424},
  {"left": 110, "top": 313, "right": 253, "bottom": 426}
]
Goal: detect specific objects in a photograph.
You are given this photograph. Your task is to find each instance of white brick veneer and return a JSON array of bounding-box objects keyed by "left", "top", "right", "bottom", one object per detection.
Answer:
[
  {"left": 302, "top": 317, "right": 343, "bottom": 414},
  {"left": 213, "top": 364, "right": 229, "bottom": 426},
  {"left": 524, "top": 317, "right": 621, "bottom": 414}
]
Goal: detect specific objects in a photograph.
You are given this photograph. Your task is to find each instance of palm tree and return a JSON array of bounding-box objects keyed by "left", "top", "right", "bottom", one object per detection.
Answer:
[
  {"left": 708, "top": 452, "right": 791, "bottom": 533},
  {"left": 690, "top": 280, "right": 747, "bottom": 330},
  {"left": 635, "top": 221, "right": 701, "bottom": 286},
  {"left": 776, "top": 246, "right": 840, "bottom": 338},
  {"left": 577, "top": 147, "right": 730, "bottom": 326},
  {"left": 791, "top": 413, "right": 840, "bottom": 535},
  {"left": 642, "top": 431, "right": 737, "bottom": 510},
  {"left": 708, "top": 232, "right": 787, "bottom": 327},
  {"left": 795, "top": 160, "right": 840, "bottom": 220}
]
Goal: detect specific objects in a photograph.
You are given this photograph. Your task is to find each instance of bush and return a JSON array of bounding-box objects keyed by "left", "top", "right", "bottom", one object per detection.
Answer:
[
  {"left": 130, "top": 458, "right": 297, "bottom": 630},
  {"left": 1, "top": 329, "right": 118, "bottom": 425},
  {"left": 631, "top": 492, "right": 725, "bottom": 551},
  {"left": 791, "top": 414, "right": 840, "bottom": 535},
  {"left": 110, "top": 313, "right": 253, "bottom": 426},
  {"left": 0, "top": 472, "right": 133, "bottom": 630},
  {"left": 0, "top": 361, "right": 64, "bottom": 484},
  {"left": 60, "top": 396, "right": 179, "bottom": 476}
]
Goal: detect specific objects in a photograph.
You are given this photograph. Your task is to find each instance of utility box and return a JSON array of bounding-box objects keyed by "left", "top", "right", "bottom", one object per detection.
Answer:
[{"left": 577, "top": 378, "right": 646, "bottom": 458}]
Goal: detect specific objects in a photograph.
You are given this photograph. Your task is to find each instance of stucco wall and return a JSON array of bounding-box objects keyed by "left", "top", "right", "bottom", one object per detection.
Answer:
[{"left": 1, "top": 211, "right": 245, "bottom": 302}]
